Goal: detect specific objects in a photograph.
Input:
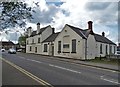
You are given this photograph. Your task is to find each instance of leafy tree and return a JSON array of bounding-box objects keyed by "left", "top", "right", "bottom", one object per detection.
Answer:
[
  {"left": 0, "top": 1, "right": 36, "bottom": 30},
  {"left": 18, "top": 35, "right": 27, "bottom": 46}
]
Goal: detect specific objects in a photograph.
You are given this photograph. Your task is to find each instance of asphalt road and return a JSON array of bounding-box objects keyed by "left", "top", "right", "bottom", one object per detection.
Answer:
[
  {"left": 1, "top": 52, "right": 120, "bottom": 86},
  {"left": 2, "top": 61, "right": 40, "bottom": 85}
]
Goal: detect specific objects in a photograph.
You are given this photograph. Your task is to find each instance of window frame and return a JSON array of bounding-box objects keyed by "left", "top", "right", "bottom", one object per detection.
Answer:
[
  {"left": 100, "top": 44, "right": 102, "bottom": 54},
  {"left": 38, "top": 38, "right": 40, "bottom": 43},
  {"left": 44, "top": 44, "right": 47, "bottom": 52},
  {"left": 71, "top": 39, "right": 76, "bottom": 53},
  {"left": 30, "top": 46, "right": 32, "bottom": 51},
  {"left": 58, "top": 41, "right": 61, "bottom": 53}
]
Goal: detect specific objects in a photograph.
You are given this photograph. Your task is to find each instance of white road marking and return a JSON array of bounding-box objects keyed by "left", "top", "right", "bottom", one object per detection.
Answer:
[
  {"left": 26, "top": 59, "right": 42, "bottom": 63},
  {"left": 49, "top": 64, "right": 81, "bottom": 74},
  {"left": 100, "top": 76, "right": 120, "bottom": 84},
  {"left": 19, "top": 56, "right": 25, "bottom": 59}
]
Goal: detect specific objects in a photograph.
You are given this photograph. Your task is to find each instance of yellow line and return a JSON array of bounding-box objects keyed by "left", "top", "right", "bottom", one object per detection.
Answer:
[{"left": 0, "top": 57, "right": 54, "bottom": 87}]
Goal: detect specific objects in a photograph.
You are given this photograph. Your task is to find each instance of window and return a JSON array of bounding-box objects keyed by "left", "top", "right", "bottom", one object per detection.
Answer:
[
  {"left": 32, "top": 39, "right": 34, "bottom": 44},
  {"left": 100, "top": 44, "right": 102, "bottom": 54},
  {"left": 114, "top": 46, "right": 116, "bottom": 54},
  {"left": 38, "top": 38, "right": 40, "bottom": 43},
  {"left": 35, "top": 47, "right": 37, "bottom": 53},
  {"left": 58, "top": 41, "right": 61, "bottom": 53},
  {"left": 30, "top": 46, "right": 32, "bottom": 51},
  {"left": 44, "top": 44, "right": 47, "bottom": 52},
  {"left": 63, "top": 44, "right": 69, "bottom": 48},
  {"left": 106, "top": 45, "right": 108, "bottom": 55},
  {"left": 27, "top": 40, "right": 29, "bottom": 45},
  {"left": 72, "top": 39, "right": 76, "bottom": 53},
  {"left": 110, "top": 46, "right": 112, "bottom": 54}
]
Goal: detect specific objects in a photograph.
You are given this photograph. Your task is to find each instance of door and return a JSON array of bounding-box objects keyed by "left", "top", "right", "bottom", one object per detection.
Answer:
[{"left": 52, "top": 46, "right": 54, "bottom": 56}]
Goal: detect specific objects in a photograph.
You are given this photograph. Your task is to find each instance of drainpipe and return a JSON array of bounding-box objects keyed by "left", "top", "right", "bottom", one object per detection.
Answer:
[{"left": 85, "top": 39, "right": 87, "bottom": 60}]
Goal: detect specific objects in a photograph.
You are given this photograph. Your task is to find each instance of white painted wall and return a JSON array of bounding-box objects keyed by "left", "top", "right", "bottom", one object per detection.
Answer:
[
  {"left": 87, "top": 34, "right": 96, "bottom": 59},
  {"left": 54, "top": 25, "right": 85, "bottom": 60},
  {"left": 26, "top": 26, "right": 53, "bottom": 54},
  {"left": 95, "top": 42, "right": 117, "bottom": 57}
]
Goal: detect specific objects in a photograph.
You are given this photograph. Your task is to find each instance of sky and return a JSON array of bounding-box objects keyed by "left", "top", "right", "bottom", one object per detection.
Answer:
[{"left": 0, "top": 0, "right": 119, "bottom": 45}]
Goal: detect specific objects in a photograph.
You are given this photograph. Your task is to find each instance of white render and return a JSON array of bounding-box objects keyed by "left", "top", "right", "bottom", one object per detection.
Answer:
[
  {"left": 26, "top": 22, "right": 117, "bottom": 60},
  {"left": 87, "top": 34, "right": 96, "bottom": 59},
  {"left": 95, "top": 42, "right": 116, "bottom": 57},
  {"left": 26, "top": 25, "right": 53, "bottom": 55},
  {"left": 54, "top": 25, "right": 87, "bottom": 59}
]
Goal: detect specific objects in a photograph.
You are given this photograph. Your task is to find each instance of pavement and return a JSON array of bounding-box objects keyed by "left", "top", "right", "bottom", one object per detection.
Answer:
[{"left": 49, "top": 56, "right": 119, "bottom": 72}]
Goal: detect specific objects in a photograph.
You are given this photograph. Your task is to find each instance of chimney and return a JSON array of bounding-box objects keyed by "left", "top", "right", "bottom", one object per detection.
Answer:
[
  {"left": 37, "top": 22, "right": 40, "bottom": 34},
  {"left": 88, "top": 21, "right": 94, "bottom": 34},
  {"left": 52, "top": 28, "right": 55, "bottom": 34},
  {"left": 102, "top": 32, "right": 105, "bottom": 37},
  {"left": 27, "top": 27, "right": 32, "bottom": 37}
]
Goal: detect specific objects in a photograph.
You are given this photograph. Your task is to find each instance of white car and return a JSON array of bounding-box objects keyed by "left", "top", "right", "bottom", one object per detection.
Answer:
[
  {"left": 115, "top": 51, "right": 120, "bottom": 55},
  {"left": 1, "top": 49, "right": 5, "bottom": 52},
  {"left": 8, "top": 48, "right": 16, "bottom": 54}
]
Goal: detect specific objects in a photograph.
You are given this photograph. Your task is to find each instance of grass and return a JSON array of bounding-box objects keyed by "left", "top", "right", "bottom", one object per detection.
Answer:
[{"left": 88, "top": 57, "right": 120, "bottom": 65}]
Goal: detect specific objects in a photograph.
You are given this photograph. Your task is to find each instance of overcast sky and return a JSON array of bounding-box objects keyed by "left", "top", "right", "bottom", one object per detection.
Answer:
[{"left": 0, "top": 0, "right": 119, "bottom": 45}]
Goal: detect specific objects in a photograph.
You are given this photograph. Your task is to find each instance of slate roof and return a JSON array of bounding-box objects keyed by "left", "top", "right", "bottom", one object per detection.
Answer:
[
  {"left": 0, "top": 41, "right": 15, "bottom": 45},
  {"left": 30, "top": 25, "right": 50, "bottom": 37},
  {"left": 42, "top": 32, "right": 60, "bottom": 43},
  {"left": 94, "top": 34, "right": 116, "bottom": 45},
  {"left": 67, "top": 24, "right": 91, "bottom": 39},
  {"left": 30, "top": 31, "right": 37, "bottom": 37},
  {"left": 66, "top": 24, "right": 116, "bottom": 45}
]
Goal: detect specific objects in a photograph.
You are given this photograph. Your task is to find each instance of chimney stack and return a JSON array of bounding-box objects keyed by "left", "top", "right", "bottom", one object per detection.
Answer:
[
  {"left": 102, "top": 32, "right": 105, "bottom": 37},
  {"left": 88, "top": 21, "right": 93, "bottom": 30},
  {"left": 37, "top": 22, "right": 40, "bottom": 34},
  {"left": 52, "top": 28, "right": 55, "bottom": 34},
  {"left": 88, "top": 21, "right": 94, "bottom": 34},
  {"left": 27, "top": 27, "right": 32, "bottom": 37}
]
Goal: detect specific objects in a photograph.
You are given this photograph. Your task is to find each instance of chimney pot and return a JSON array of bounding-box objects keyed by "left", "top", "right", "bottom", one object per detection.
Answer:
[
  {"left": 27, "top": 27, "right": 32, "bottom": 36},
  {"left": 88, "top": 21, "right": 93, "bottom": 30},
  {"left": 102, "top": 32, "right": 105, "bottom": 37},
  {"left": 88, "top": 21, "right": 94, "bottom": 34},
  {"left": 37, "top": 22, "right": 40, "bottom": 25},
  {"left": 52, "top": 28, "right": 55, "bottom": 34},
  {"left": 37, "top": 22, "right": 40, "bottom": 34}
]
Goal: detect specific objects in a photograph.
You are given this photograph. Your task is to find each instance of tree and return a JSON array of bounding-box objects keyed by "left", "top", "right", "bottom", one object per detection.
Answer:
[
  {"left": 18, "top": 35, "right": 27, "bottom": 46},
  {"left": 0, "top": 1, "right": 36, "bottom": 30}
]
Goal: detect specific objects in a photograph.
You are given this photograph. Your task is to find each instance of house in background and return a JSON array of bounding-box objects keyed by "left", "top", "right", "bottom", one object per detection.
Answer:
[
  {"left": 26, "top": 21, "right": 117, "bottom": 60},
  {"left": 0, "top": 41, "right": 15, "bottom": 50},
  {"left": 26, "top": 23, "right": 57, "bottom": 55}
]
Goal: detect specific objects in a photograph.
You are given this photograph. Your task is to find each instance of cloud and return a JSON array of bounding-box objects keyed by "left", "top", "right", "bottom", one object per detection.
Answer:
[
  {"left": 0, "top": 0, "right": 118, "bottom": 44},
  {"left": 85, "top": 2, "right": 111, "bottom": 11},
  {"left": 30, "top": 4, "right": 59, "bottom": 24}
]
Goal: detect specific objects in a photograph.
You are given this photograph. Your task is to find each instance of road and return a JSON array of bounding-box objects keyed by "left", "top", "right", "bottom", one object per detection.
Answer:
[{"left": 1, "top": 52, "right": 120, "bottom": 86}]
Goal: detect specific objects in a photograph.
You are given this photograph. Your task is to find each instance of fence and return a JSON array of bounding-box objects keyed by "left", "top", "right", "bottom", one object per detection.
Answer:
[{"left": 106, "top": 55, "right": 120, "bottom": 59}]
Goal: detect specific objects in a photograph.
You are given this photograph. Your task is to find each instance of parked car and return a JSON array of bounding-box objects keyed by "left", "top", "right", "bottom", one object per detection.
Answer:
[
  {"left": 115, "top": 51, "right": 120, "bottom": 55},
  {"left": 17, "top": 49, "right": 22, "bottom": 52},
  {"left": 8, "top": 48, "right": 16, "bottom": 54},
  {"left": 1, "top": 49, "right": 5, "bottom": 52}
]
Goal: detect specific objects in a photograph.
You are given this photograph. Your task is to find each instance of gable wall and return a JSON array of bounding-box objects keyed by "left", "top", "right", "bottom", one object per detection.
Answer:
[{"left": 54, "top": 25, "right": 85, "bottom": 59}]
